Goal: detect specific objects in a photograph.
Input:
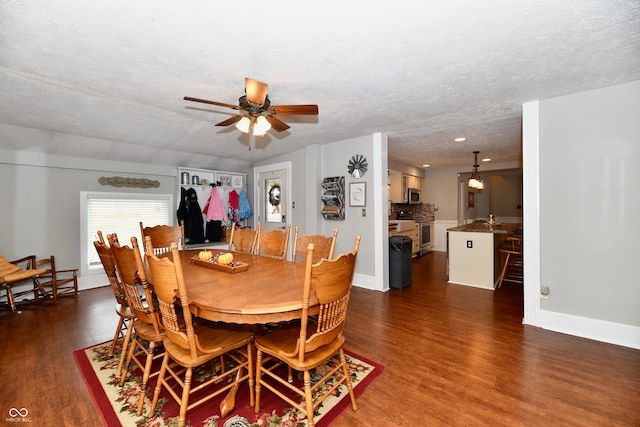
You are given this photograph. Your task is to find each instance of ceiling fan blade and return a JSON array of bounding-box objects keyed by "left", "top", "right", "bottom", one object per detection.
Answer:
[
  {"left": 184, "top": 96, "right": 238, "bottom": 110},
  {"left": 272, "top": 104, "right": 319, "bottom": 115},
  {"left": 265, "top": 116, "right": 291, "bottom": 132},
  {"left": 245, "top": 78, "right": 269, "bottom": 105},
  {"left": 215, "top": 115, "right": 244, "bottom": 127}
]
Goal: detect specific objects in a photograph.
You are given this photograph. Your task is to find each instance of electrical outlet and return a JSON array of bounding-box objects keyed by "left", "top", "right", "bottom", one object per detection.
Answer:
[
  {"left": 361, "top": 208, "right": 366, "bottom": 217},
  {"left": 466, "top": 240, "right": 473, "bottom": 248}
]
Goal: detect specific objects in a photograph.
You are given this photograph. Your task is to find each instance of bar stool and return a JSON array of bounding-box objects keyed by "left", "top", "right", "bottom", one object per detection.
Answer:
[{"left": 498, "top": 236, "right": 523, "bottom": 288}]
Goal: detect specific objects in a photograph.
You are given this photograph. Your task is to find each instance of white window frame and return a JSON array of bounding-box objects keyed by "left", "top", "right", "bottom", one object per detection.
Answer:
[{"left": 80, "top": 191, "right": 173, "bottom": 276}]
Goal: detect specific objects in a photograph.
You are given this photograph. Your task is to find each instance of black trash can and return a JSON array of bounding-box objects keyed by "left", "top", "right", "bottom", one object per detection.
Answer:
[{"left": 389, "top": 236, "right": 412, "bottom": 289}]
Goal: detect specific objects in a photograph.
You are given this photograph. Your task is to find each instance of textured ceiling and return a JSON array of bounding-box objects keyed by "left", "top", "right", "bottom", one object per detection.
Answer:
[{"left": 1, "top": 1, "right": 639, "bottom": 171}]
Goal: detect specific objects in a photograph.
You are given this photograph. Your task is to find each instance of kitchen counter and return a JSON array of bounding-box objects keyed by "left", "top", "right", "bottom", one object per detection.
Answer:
[
  {"left": 447, "top": 222, "right": 520, "bottom": 290},
  {"left": 447, "top": 221, "right": 521, "bottom": 234}
]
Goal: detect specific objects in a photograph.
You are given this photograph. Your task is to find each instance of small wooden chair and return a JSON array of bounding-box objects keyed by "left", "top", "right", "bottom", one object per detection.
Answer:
[
  {"left": 0, "top": 253, "right": 49, "bottom": 314},
  {"left": 254, "top": 235, "right": 361, "bottom": 427},
  {"left": 110, "top": 235, "right": 166, "bottom": 416},
  {"left": 291, "top": 227, "right": 338, "bottom": 264},
  {"left": 145, "top": 239, "right": 254, "bottom": 425},
  {"left": 140, "top": 220, "right": 186, "bottom": 255},
  {"left": 32, "top": 256, "right": 78, "bottom": 301},
  {"left": 93, "top": 231, "right": 135, "bottom": 377},
  {"left": 256, "top": 224, "right": 291, "bottom": 260},
  {"left": 228, "top": 223, "right": 261, "bottom": 254},
  {"left": 498, "top": 236, "right": 523, "bottom": 288}
]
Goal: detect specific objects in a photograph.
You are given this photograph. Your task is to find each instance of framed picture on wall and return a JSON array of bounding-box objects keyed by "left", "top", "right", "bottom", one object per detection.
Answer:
[
  {"left": 349, "top": 182, "right": 366, "bottom": 207},
  {"left": 467, "top": 191, "right": 475, "bottom": 208}
]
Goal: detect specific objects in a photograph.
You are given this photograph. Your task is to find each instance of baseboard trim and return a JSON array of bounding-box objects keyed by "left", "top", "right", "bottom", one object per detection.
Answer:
[{"left": 539, "top": 309, "right": 640, "bottom": 350}]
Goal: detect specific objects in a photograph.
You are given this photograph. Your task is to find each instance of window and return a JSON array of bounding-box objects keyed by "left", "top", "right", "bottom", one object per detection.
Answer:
[{"left": 80, "top": 191, "right": 173, "bottom": 276}]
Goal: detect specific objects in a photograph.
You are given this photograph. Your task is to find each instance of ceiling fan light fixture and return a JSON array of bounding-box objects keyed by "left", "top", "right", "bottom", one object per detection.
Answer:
[
  {"left": 252, "top": 115, "right": 271, "bottom": 136},
  {"left": 467, "top": 151, "right": 485, "bottom": 190},
  {"left": 235, "top": 116, "right": 251, "bottom": 133}
]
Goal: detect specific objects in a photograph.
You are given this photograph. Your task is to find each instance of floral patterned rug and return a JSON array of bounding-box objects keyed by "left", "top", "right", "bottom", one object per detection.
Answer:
[{"left": 74, "top": 341, "right": 384, "bottom": 427}]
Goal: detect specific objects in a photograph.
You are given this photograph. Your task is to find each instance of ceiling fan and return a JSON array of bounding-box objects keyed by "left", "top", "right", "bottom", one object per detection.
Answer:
[{"left": 184, "top": 77, "right": 319, "bottom": 136}]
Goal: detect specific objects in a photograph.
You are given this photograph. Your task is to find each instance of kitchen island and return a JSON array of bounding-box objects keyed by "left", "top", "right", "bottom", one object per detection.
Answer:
[{"left": 447, "top": 221, "right": 521, "bottom": 289}]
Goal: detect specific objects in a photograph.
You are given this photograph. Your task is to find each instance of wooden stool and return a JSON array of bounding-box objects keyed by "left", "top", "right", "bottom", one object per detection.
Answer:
[{"left": 498, "top": 236, "right": 523, "bottom": 288}]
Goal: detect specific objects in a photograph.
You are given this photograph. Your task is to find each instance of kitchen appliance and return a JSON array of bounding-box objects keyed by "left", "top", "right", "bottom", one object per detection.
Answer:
[
  {"left": 419, "top": 221, "right": 432, "bottom": 255},
  {"left": 407, "top": 187, "right": 421, "bottom": 204}
]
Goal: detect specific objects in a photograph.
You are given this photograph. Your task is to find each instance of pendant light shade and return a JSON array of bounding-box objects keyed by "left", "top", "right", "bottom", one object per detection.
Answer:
[
  {"left": 253, "top": 115, "right": 271, "bottom": 136},
  {"left": 234, "top": 115, "right": 272, "bottom": 136},
  {"left": 467, "top": 151, "right": 485, "bottom": 190},
  {"left": 235, "top": 116, "right": 251, "bottom": 133}
]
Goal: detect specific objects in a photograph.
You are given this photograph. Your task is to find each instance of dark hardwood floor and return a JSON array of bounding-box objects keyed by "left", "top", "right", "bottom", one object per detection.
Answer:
[{"left": 1, "top": 251, "right": 638, "bottom": 426}]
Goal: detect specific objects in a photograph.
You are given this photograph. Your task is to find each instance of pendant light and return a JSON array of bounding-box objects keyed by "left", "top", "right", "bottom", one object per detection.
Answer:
[{"left": 467, "top": 151, "right": 485, "bottom": 190}]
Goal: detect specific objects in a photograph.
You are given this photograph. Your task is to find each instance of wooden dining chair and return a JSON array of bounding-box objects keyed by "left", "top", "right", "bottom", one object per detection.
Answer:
[
  {"left": 32, "top": 256, "right": 79, "bottom": 301},
  {"left": 145, "top": 239, "right": 254, "bottom": 426},
  {"left": 254, "top": 235, "right": 361, "bottom": 427},
  {"left": 92, "top": 231, "right": 135, "bottom": 375},
  {"left": 228, "top": 222, "right": 261, "bottom": 254},
  {"left": 291, "top": 226, "right": 338, "bottom": 264},
  {"left": 140, "top": 220, "right": 186, "bottom": 255},
  {"left": 110, "top": 235, "right": 166, "bottom": 416},
  {"left": 255, "top": 224, "right": 291, "bottom": 260}
]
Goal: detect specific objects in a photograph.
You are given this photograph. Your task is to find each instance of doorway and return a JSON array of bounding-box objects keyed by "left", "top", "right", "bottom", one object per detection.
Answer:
[{"left": 254, "top": 161, "right": 292, "bottom": 233}]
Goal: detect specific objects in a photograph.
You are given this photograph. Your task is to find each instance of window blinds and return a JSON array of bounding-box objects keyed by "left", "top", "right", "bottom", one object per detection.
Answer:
[{"left": 86, "top": 193, "right": 171, "bottom": 267}]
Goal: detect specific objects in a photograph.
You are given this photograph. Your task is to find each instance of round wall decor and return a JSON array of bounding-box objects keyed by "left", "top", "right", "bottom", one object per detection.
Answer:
[{"left": 348, "top": 154, "right": 368, "bottom": 178}]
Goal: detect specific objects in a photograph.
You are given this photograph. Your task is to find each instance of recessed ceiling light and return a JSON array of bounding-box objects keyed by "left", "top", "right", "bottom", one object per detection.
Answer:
[
  {"left": 454, "top": 137, "right": 466, "bottom": 142},
  {"left": 422, "top": 164, "right": 430, "bottom": 168},
  {"left": 482, "top": 158, "right": 491, "bottom": 162}
]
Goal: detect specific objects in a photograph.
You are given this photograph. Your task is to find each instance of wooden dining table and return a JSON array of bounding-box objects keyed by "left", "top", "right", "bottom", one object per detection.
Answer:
[{"left": 175, "top": 248, "right": 318, "bottom": 324}]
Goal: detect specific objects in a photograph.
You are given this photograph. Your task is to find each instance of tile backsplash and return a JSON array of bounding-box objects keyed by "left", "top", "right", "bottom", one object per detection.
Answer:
[{"left": 389, "top": 202, "right": 435, "bottom": 222}]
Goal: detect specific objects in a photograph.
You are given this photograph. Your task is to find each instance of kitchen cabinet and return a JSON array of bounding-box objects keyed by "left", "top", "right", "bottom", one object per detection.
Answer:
[
  {"left": 388, "top": 171, "right": 423, "bottom": 203},
  {"left": 399, "top": 174, "right": 424, "bottom": 203},
  {"left": 389, "top": 220, "right": 420, "bottom": 256},
  {"left": 388, "top": 171, "right": 403, "bottom": 202}
]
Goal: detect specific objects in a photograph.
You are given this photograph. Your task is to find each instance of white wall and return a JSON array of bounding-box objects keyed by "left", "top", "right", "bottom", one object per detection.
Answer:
[
  {"left": 254, "top": 133, "right": 389, "bottom": 291},
  {"left": 0, "top": 150, "right": 179, "bottom": 290},
  {"left": 537, "top": 81, "right": 640, "bottom": 339}
]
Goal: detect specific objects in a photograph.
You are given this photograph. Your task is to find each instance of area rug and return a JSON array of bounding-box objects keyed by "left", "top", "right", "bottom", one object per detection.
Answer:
[{"left": 74, "top": 341, "right": 384, "bottom": 427}]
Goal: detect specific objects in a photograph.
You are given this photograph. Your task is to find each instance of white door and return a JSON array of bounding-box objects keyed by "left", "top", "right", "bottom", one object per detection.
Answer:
[{"left": 257, "top": 168, "right": 288, "bottom": 232}]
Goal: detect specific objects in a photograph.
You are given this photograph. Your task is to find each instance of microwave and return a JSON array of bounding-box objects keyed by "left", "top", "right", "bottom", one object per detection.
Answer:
[{"left": 407, "top": 188, "right": 421, "bottom": 204}]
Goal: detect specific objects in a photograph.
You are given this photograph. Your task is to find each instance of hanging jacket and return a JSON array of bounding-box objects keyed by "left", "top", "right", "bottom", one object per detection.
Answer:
[
  {"left": 185, "top": 188, "right": 205, "bottom": 243},
  {"left": 228, "top": 190, "right": 240, "bottom": 224},
  {"left": 203, "top": 186, "right": 226, "bottom": 222},
  {"left": 238, "top": 188, "right": 253, "bottom": 219},
  {"left": 177, "top": 187, "right": 189, "bottom": 230}
]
